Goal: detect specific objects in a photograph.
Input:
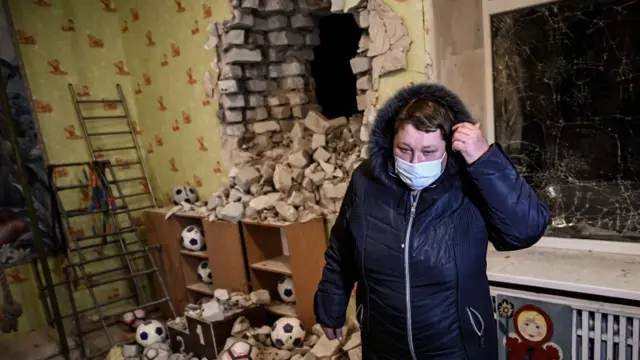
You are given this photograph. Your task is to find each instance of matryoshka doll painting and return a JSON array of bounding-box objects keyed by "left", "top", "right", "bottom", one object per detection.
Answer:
[
  {"left": 505, "top": 304, "right": 562, "bottom": 360},
  {"left": 497, "top": 296, "right": 571, "bottom": 360}
]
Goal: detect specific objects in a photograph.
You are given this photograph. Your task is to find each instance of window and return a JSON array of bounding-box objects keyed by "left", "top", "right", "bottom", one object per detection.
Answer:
[{"left": 491, "top": 0, "right": 640, "bottom": 242}]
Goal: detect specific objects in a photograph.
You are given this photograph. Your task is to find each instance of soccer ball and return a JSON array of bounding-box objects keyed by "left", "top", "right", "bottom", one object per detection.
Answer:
[
  {"left": 277, "top": 275, "right": 295, "bottom": 303},
  {"left": 197, "top": 260, "right": 212, "bottom": 284},
  {"left": 122, "top": 308, "right": 146, "bottom": 331},
  {"left": 135, "top": 319, "right": 167, "bottom": 347},
  {"left": 219, "top": 340, "right": 260, "bottom": 360},
  {"left": 172, "top": 185, "right": 198, "bottom": 205},
  {"left": 181, "top": 225, "right": 205, "bottom": 251},
  {"left": 270, "top": 316, "right": 305, "bottom": 350}
]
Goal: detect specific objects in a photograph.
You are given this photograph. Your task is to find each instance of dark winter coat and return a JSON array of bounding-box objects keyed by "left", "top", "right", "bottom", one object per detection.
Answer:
[{"left": 313, "top": 83, "right": 550, "bottom": 360}]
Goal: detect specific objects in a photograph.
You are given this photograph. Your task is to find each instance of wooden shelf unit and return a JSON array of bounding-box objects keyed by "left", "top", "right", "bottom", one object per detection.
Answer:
[
  {"left": 144, "top": 208, "right": 249, "bottom": 316},
  {"left": 241, "top": 217, "right": 327, "bottom": 329}
]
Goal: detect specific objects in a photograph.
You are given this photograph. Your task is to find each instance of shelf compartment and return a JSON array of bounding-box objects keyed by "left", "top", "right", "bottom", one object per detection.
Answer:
[
  {"left": 250, "top": 255, "right": 291, "bottom": 276},
  {"left": 186, "top": 282, "right": 213, "bottom": 296},
  {"left": 180, "top": 250, "right": 208, "bottom": 259}
]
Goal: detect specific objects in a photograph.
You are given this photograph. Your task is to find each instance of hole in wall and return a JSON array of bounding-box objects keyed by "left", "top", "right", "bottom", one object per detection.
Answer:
[{"left": 310, "top": 14, "right": 363, "bottom": 120}]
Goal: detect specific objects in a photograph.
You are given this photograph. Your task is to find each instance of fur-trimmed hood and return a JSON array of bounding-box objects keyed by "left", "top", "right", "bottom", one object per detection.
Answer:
[{"left": 368, "top": 83, "right": 475, "bottom": 188}]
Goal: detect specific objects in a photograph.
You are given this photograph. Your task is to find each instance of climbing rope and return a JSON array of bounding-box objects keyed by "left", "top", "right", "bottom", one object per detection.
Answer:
[{"left": 0, "top": 261, "right": 23, "bottom": 333}]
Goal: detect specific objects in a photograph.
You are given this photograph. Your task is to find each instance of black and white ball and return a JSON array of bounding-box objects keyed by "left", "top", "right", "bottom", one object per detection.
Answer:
[
  {"left": 135, "top": 319, "right": 166, "bottom": 347},
  {"left": 270, "top": 316, "right": 305, "bottom": 350},
  {"left": 171, "top": 185, "right": 198, "bottom": 205},
  {"left": 122, "top": 308, "right": 146, "bottom": 331},
  {"left": 181, "top": 225, "right": 205, "bottom": 251},
  {"left": 197, "top": 260, "right": 212, "bottom": 284},
  {"left": 219, "top": 340, "right": 260, "bottom": 360},
  {"left": 277, "top": 275, "right": 295, "bottom": 303}
]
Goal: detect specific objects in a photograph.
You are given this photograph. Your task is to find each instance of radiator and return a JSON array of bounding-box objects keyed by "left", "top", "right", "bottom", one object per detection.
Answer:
[
  {"left": 491, "top": 286, "right": 640, "bottom": 360},
  {"left": 574, "top": 308, "right": 640, "bottom": 360}
]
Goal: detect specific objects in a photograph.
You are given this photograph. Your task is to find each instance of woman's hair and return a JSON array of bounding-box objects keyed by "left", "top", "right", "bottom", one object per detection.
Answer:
[{"left": 394, "top": 99, "right": 455, "bottom": 139}]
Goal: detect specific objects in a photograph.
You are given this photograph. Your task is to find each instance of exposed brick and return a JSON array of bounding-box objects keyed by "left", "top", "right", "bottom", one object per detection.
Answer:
[
  {"left": 286, "top": 92, "right": 309, "bottom": 105},
  {"left": 224, "top": 30, "right": 245, "bottom": 48},
  {"left": 270, "top": 106, "right": 292, "bottom": 119},
  {"left": 245, "top": 107, "right": 269, "bottom": 121},
  {"left": 279, "top": 76, "right": 305, "bottom": 90},
  {"left": 219, "top": 79, "right": 240, "bottom": 94},
  {"left": 241, "top": 0, "right": 259, "bottom": 9},
  {"left": 225, "top": 48, "right": 262, "bottom": 64},
  {"left": 267, "top": 15, "right": 289, "bottom": 30},
  {"left": 227, "top": 9, "right": 254, "bottom": 29},
  {"left": 224, "top": 110, "right": 244, "bottom": 123},
  {"left": 244, "top": 64, "right": 267, "bottom": 78},
  {"left": 221, "top": 94, "right": 246, "bottom": 109},
  {"left": 263, "top": 0, "right": 294, "bottom": 12},
  {"left": 219, "top": 64, "right": 243, "bottom": 79},
  {"left": 245, "top": 79, "right": 268, "bottom": 92},
  {"left": 268, "top": 31, "right": 304, "bottom": 46},
  {"left": 247, "top": 94, "right": 265, "bottom": 107},
  {"left": 253, "top": 17, "right": 269, "bottom": 32},
  {"left": 290, "top": 14, "right": 314, "bottom": 29},
  {"left": 267, "top": 95, "right": 288, "bottom": 106},
  {"left": 305, "top": 32, "right": 320, "bottom": 46},
  {"left": 268, "top": 48, "right": 286, "bottom": 62},
  {"left": 247, "top": 32, "right": 265, "bottom": 46},
  {"left": 285, "top": 48, "right": 314, "bottom": 61}
]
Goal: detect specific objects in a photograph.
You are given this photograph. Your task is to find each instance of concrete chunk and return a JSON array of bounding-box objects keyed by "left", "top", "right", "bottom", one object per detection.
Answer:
[
  {"left": 273, "top": 164, "right": 293, "bottom": 192},
  {"left": 313, "top": 147, "right": 331, "bottom": 162},
  {"left": 275, "top": 201, "right": 298, "bottom": 222},
  {"left": 252, "top": 120, "right": 280, "bottom": 133},
  {"left": 220, "top": 202, "right": 244, "bottom": 222},
  {"left": 349, "top": 57, "right": 371, "bottom": 74},
  {"left": 235, "top": 167, "right": 261, "bottom": 191},
  {"left": 288, "top": 150, "right": 310, "bottom": 168},
  {"left": 219, "top": 64, "right": 243, "bottom": 79},
  {"left": 304, "top": 110, "right": 331, "bottom": 134}
]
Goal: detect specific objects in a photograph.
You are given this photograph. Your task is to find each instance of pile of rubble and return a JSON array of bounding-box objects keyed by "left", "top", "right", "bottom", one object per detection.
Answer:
[
  {"left": 189, "top": 0, "right": 412, "bottom": 224},
  {"left": 211, "top": 110, "right": 366, "bottom": 223},
  {"left": 169, "top": 288, "right": 272, "bottom": 326},
  {"left": 225, "top": 315, "right": 362, "bottom": 360},
  {"left": 169, "top": 110, "right": 368, "bottom": 224}
]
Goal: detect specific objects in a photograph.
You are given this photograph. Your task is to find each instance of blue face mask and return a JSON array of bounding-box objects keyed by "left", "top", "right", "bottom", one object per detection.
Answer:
[{"left": 394, "top": 153, "right": 446, "bottom": 191}]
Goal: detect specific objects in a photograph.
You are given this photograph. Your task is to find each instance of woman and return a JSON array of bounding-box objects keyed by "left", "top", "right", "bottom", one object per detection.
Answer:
[{"left": 314, "top": 83, "right": 549, "bottom": 359}]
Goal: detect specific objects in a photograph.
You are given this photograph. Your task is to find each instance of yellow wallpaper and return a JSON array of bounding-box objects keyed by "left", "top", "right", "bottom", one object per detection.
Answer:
[{"left": 120, "top": 0, "right": 231, "bottom": 205}]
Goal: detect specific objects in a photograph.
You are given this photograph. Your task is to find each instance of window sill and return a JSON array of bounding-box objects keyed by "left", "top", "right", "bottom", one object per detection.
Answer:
[{"left": 487, "top": 245, "right": 640, "bottom": 301}]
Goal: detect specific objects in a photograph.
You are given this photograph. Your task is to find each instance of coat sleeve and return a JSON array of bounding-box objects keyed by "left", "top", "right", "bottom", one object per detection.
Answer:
[
  {"left": 467, "top": 144, "right": 550, "bottom": 251},
  {"left": 313, "top": 178, "right": 358, "bottom": 329}
]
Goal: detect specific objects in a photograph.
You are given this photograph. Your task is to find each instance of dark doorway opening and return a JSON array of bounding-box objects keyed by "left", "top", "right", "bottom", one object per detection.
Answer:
[{"left": 310, "top": 14, "right": 364, "bottom": 120}]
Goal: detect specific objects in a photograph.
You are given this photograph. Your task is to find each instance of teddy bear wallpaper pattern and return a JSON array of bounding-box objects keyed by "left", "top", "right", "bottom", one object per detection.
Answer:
[
  {"left": 118, "top": 0, "right": 230, "bottom": 205},
  {"left": 10, "top": 0, "right": 229, "bottom": 206}
]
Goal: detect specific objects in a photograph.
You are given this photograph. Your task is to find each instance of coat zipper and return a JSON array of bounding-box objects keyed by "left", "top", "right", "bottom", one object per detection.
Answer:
[{"left": 404, "top": 191, "right": 420, "bottom": 360}]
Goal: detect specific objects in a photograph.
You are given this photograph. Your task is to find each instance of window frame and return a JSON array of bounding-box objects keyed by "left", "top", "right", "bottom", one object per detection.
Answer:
[{"left": 481, "top": 0, "right": 640, "bottom": 256}]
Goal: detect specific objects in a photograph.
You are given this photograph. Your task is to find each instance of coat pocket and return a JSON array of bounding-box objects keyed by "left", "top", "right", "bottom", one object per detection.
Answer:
[{"left": 466, "top": 306, "right": 486, "bottom": 348}]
